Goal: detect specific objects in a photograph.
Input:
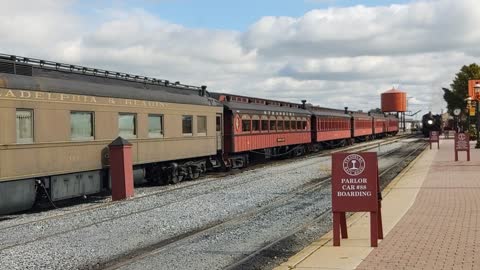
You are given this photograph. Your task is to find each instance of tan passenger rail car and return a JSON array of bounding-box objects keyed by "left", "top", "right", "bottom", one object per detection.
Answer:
[{"left": 0, "top": 55, "right": 223, "bottom": 214}]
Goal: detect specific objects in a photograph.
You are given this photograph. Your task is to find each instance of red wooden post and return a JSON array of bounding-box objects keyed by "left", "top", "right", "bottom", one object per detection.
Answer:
[
  {"left": 333, "top": 212, "right": 340, "bottom": 246},
  {"left": 109, "top": 137, "right": 134, "bottom": 201},
  {"left": 378, "top": 201, "right": 383, "bottom": 239},
  {"left": 370, "top": 211, "right": 378, "bottom": 247},
  {"left": 340, "top": 212, "right": 348, "bottom": 239}
]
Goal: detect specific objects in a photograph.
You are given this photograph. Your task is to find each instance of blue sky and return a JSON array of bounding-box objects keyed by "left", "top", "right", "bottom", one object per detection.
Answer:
[{"left": 80, "top": 0, "right": 409, "bottom": 30}]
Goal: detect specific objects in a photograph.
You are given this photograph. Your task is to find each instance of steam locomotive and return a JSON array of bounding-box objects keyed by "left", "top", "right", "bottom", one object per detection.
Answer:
[{"left": 421, "top": 112, "right": 442, "bottom": 137}]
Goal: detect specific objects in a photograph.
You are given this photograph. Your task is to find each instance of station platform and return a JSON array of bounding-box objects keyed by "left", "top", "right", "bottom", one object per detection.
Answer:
[{"left": 275, "top": 139, "right": 480, "bottom": 270}]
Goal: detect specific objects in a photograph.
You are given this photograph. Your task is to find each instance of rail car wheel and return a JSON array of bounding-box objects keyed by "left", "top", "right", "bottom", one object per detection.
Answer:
[
  {"left": 170, "top": 176, "right": 179, "bottom": 184},
  {"left": 167, "top": 163, "right": 182, "bottom": 184},
  {"left": 294, "top": 146, "right": 305, "bottom": 157},
  {"left": 191, "top": 165, "right": 201, "bottom": 179},
  {"left": 311, "top": 144, "right": 321, "bottom": 153},
  {"left": 169, "top": 171, "right": 186, "bottom": 184}
]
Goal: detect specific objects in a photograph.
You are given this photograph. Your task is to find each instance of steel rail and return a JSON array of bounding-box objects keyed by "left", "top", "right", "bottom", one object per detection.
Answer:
[
  {"left": 224, "top": 141, "right": 427, "bottom": 270},
  {"left": 0, "top": 137, "right": 418, "bottom": 257},
  {"left": 87, "top": 140, "right": 426, "bottom": 270}
]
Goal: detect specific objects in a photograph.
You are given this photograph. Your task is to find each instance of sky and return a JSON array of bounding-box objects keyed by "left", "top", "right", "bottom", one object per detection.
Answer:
[{"left": 1, "top": 0, "right": 479, "bottom": 115}]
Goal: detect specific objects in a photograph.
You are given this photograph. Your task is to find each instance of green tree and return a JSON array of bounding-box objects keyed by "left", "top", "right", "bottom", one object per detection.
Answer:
[
  {"left": 443, "top": 63, "right": 480, "bottom": 114},
  {"left": 368, "top": 108, "right": 382, "bottom": 114}
]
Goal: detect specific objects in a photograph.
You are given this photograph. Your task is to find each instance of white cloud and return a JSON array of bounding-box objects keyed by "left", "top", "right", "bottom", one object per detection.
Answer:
[{"left": 0, "top": 0, "right": 478, "bottom": 115}]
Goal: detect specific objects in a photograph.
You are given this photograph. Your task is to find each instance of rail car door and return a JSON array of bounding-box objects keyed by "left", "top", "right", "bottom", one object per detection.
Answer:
[{"left": 216, "top": 113, "right": 223, "bottom": 151}]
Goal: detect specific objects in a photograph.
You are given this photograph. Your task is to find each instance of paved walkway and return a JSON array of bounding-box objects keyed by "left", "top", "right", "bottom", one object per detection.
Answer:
[{"left": 276, "top": 139, "right": 480, "bottom": 270}]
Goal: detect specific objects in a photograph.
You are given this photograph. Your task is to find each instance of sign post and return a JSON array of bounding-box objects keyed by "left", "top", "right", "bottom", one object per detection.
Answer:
[
  {"left": 331, "top": 152, "right": 383, "bottom": 247},
  {"left": 429, "top": 131, "right": 439, "bottom": 149},
  {"left": 454, "top": 132, "right": 470, "bottom": 161}
]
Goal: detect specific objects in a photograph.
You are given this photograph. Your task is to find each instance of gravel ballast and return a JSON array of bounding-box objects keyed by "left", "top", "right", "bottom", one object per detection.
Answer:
[{"left": 0, "top": 137, "right": 422, "bottom": 270}]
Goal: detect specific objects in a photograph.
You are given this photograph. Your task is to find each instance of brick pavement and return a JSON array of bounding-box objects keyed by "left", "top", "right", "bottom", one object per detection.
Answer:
[{"left": 357, "top": 140, "right": 480, "bottom": 270}]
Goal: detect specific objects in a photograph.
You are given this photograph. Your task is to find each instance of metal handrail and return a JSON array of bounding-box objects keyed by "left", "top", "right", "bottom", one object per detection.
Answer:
[{"left": 0, "top": 53, "right": 205, "bottom": 91}]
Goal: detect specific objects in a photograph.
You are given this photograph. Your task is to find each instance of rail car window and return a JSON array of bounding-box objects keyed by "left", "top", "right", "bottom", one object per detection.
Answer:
[
  {"left": 119, "top": 113, "right": 137, "bottom": 138},
  {"left": 285, "top": 120, "right": 290, "bottom": 130},
  {"left": 297, "top": 121, "right": 302, "bottom": 130},
  {"left": 242, "top": 120, "right": 251, "bottom": 132},
  {"left": 71, "top": 112, "right": 94, "bottom": 140},
  {"left": 182, "top": 115, "right": 193, "bottom": 135},
  {"left": 252, "top": 120, "right": 260, "bottom": 131},
  {"left": 269, "top": 120, "right": 276, "bottom": 131},
  {"left": 277, "top": 120, "right": 284, "bottom": 131},
  {"left": 261, "top": 120, "right": 269, "bottom": 131},
  {"left": 197, "top": 116, "right": 207, "bottom": 135},
  {"left": 216, "top": 116, "right": 222, "bottom": 132},
  {"left": 291, "top": 121, "right": 296, "bottom": 130},
  {"left": 148, "top": 114, "right": 164, "bottom": 138},
  {"left": 16, "top": 109, "right": 33, "bottom": 143},
  {"left": 303, "top": 121, "right": 308, "bottom": 130}
]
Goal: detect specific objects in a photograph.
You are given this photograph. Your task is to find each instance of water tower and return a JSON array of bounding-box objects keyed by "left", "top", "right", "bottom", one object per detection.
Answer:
[{"left": 381, "top": 88, "right": 407, "bottom": 131}]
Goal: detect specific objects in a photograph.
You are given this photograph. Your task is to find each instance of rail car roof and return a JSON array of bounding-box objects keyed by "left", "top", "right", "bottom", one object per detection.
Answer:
[
  {"left": 211, "top": 93, "right": 311, "bottom": 116},
  {"left": 350, "top": 111, "right": 372, "bottom": 118},
  {"left": 369, "top": 113, "right": 387, "bottom": 119},
  {"left": 0, "top": 55, "right": 221, "bottom": 107},
  {"left": 306, "top": 106, "right": 350, "bottom": 118}
]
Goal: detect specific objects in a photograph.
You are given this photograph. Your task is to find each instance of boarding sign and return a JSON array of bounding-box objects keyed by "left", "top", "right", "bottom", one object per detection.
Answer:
[
  {"left": 332, "top": 152, "right": 379, "bottom": 212},
  {"left": 455, "top": 132, "right": 470, "bottom": 161},
  {"left": 429, "top": 131, "right": 440, "bottom": 149},
  {"left": 331, "top": 152, "right": 383, "bottom": 247}
]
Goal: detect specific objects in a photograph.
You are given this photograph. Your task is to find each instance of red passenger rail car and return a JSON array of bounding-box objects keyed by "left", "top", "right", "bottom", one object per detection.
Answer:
[
  {"left": 387, "top": 114, "right": 399, "bottom": 135},
  {"left": 370, "top": 113, "right": 387, "bottom": 138},
  {"left": 308, "top": 106, "right": 351, "bottom": 150},
  {"left": 213, "top": 93, "right": 312, "bottom": 168},
  {"left": 351, "top": 111, "right": 374, "bottom": 140}
]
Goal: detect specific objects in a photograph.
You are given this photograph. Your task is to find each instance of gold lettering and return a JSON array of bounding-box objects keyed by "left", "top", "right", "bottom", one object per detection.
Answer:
[
  {"left": 134, "top": 100, "right": 139, "bottom": 106},
  {"left": 108, "top": 98, "right": 116, "bottom": 104},
  {"left": 142, "top": 101, "right": 148, "bottom": 107},
  {"left": 90, "top": 96, "right": 97, "bottom": 103},
  {"left": 125, "top": 99, "right": 133, "bottom": 105},
  {"left": 47, "top": 93, "right": 57, "bottom": 100},
  {"left": 72, "top": 95, "right": 81, "bottom": 102},
  {"left": 5, "top": 90, "right": 15, "bottom": 98},
  {"left": 35, "top": 92, "right": 44, "bottom": 99},
  {"left": 20, "top": 91, "right": 31, "bottom": 98},
  {"left": 60, "top": 94, "right": 69, "bottom": 101}
]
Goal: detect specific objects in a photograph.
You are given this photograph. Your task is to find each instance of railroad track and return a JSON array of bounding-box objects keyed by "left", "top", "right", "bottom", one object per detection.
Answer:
[
  {"left": 87, "top": 139, "right": 426, "bottom": 270},
  {"left": 225, "top": 140, "right": 427, "bottom": 270},
  {"left": 0, "top": 137, "right": 424, "bottom": 270},
  {"left": 0, "top": 134, "right": 413, "bottom": 233}
]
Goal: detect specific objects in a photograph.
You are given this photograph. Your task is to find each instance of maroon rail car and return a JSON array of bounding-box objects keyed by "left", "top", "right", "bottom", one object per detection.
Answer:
[
  {"left": 387, "top": 115, "right": 399, "bottom": 134},
  {"left": 351, "top": 112, "right": 374, "bottom": 139},
  {"left": 214, "top": 94, "right": 312, "bottom": 167},
  {"left": 309, "top": 106, "right": 351, "bottom": 145},
  {"left": 370, "top": 113, "right": 387, "bottom": 137}
]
